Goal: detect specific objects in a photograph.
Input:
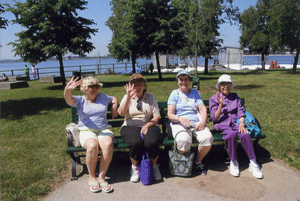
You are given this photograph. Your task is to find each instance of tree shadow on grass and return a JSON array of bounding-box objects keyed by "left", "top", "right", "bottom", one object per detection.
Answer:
[
  {"left": 281, "top": 70, "right": 300, "bottom": 74},
  {"left": 46, "top": 85, "right": 65, "bottom": 90},
  {"left": 1, "top": 97, "right": 69, "bottom": 120},
  {"left": 235, "top": 84, "right": 264, "bottom": 90}
]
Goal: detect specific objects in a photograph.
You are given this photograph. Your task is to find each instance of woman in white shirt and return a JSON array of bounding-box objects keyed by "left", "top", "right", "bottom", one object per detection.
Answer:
[{"left": 118, "top": 74, "right": 162, "bottom": 183}]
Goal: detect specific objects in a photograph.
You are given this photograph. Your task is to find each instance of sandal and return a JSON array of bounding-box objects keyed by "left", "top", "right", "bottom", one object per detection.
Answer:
[
  {"left": 88, "top": 180, "right": 101, "bottom": 193},
  {"left": 100, "top": 181, "right": 114, "bottom": 193}
]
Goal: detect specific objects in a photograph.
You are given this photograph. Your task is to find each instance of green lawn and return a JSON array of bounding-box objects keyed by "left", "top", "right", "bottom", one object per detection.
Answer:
[{"left": 1, "top": 70, "right": 299, "bottom": 200}]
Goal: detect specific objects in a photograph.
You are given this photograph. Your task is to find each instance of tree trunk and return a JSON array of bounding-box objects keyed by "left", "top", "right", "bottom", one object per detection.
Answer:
[
  {"left": 204, "top": 57, "right": 209, "bottom": 74},
  {"left": 293, "top": 48, "right": 299, "bottom": 74},
  {"left": 194, "top": 22, "right": 198, "bottom": 75},
  {"left": 58, "top": 54, "right": 66, "bottom": 87},
  {"left": 131, "top": 55, "right": 136, "bottom": 74},
  {"left": 261, "top": 53, "right": 265, "bottom": 70},
  {"left": 155, "top": 51, "right": 162, "bottom": 80},
  {"left": 194, "top": 55, "right": 198, "bottom": 75}
]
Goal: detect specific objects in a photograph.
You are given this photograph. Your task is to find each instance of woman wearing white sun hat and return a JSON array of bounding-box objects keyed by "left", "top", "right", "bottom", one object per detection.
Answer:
[{"left": 209, "top": 74, "right": 263, "bottom": 179}]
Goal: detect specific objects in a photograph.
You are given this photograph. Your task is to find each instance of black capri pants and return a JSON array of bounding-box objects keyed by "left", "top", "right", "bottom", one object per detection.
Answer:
[{"left": 120, "top": 126, "right": 162, "bottom": 161}]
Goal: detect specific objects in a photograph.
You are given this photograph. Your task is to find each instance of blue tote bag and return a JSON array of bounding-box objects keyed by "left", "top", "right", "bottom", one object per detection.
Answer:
[
  {"left": 237, "top": 111, "right": 261, "bottom": 137},
  {"left": 138, "top": 133, "right": 154, "bottom": 185}
]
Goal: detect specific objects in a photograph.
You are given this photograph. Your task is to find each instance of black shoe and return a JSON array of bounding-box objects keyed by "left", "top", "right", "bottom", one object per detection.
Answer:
[{"left": 195, "top": 163, "right": 207, "bottom": 175}]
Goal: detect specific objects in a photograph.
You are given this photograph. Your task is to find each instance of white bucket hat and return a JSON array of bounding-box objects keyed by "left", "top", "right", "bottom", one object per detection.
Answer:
[{"left": 215, "top": 74, "right": 235, "bottom": 90}]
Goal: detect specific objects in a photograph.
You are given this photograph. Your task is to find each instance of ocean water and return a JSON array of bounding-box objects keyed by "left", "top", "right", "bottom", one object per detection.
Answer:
[
  {"left": 0, "top": 58, "right": 152, "bottom": 80},
  {"left": 0, "top": 55, "right": 298, "bottom": 80}
]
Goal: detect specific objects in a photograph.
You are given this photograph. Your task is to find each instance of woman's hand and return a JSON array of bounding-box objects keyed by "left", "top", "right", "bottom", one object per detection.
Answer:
[
  {"left": 64, "top": 76, "right": 82, "bottom": 106},
  {"left": 214, "top": 91, "right": 223, "bottom": 120},
  {"left": 195, "top": 121, "right": 206, "bottom": 131},
  {"left": 124, "top": 83, "right": 136, "bottom": 98},
  {"left": 65, "top": 76, "right": 82, "bottom": 91},
  {"left": 216, "top": 91, "right": 223, "bottom": 106},
  {"left": 179, "top": 116, "right": 191, "bottom": 128},
  {"left": 239, "top": 123, "right": 249, "bottom": 134},
  {"left": 141, "top": 125, "right": 149, "bottom": 135}
]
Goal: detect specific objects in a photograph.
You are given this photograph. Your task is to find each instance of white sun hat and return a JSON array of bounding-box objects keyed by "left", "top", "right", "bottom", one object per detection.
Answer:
[{"left": 215, "top": 74, "right": 235, "bottom": 90}]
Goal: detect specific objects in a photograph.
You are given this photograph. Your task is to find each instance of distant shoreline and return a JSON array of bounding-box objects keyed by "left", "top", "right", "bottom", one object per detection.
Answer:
[
  {"left": 0, "top": 56, "right": 113, "bottom": 64},
  {"left": 0, "top": 54, "right": 297, "bottom": 64}
]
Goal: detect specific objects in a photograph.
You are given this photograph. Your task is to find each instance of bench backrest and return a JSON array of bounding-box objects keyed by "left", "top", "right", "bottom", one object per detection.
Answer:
[{"left": 71, "top": 98, "right": 245, "bottom": 131}]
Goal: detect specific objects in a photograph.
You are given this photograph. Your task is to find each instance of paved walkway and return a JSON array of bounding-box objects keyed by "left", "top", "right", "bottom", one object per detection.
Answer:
[{"left": 43, "top": 148, "right": 300, "bottom": 201}]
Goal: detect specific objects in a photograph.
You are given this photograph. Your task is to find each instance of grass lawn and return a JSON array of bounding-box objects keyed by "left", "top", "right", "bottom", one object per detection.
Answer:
[{"left": 1, "top": 69, "right": 299, "bottom": 200}]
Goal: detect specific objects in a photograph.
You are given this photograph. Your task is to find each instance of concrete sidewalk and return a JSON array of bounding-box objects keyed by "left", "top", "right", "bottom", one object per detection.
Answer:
[{"left": 43, "top": 149, "right": 300, "bottom": 201}]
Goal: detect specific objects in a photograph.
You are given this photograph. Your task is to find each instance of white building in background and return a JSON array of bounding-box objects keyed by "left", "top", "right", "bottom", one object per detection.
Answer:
[
  {"left": 153, "top": 54, "right": 169, "bottom": 68},
  {"left": 219, "top": 47, "right": 243, "bottom": 70}
]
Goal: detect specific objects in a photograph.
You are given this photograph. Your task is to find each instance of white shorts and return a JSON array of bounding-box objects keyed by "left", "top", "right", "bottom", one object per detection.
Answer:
[
  {"left": 171, "top": 123, "right": 214, "bottom": 152},
  {"left": 78, "top": 126, "right": 114, "bottom": 147}
]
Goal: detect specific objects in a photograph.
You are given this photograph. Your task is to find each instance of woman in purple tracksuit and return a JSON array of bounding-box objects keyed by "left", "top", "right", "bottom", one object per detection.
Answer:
[{"left": 209, "top": 74, "right": 263, "bottom": 179}]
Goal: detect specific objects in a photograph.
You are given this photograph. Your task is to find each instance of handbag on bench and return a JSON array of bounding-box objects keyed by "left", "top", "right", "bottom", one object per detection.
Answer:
[{"left": 169, "top": 132, "right": 195, "bottom": 177}]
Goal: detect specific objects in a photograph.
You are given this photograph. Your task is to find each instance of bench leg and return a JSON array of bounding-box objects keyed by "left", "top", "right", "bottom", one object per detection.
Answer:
[
  {"left": 71, "top": 160, "right": 78, "bottom": 180},
  {"left": 69, "top": 152, "right": 81, "bottom": 180}
]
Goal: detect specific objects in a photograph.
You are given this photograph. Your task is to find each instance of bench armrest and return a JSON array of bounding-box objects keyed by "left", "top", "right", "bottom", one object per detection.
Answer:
[{"left": 67, "top": 131, "right": 74, "bottom": 147}]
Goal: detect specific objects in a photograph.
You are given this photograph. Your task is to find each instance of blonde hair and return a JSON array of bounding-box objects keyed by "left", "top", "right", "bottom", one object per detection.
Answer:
[
  {"left": 130, "top": 73, "right": 147, "bottom": 93},
  {"left": 80, "top": 76, "right": 103, "bottom": 92}
]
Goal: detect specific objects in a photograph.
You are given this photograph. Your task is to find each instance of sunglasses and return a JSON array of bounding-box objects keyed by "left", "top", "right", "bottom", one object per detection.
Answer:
[
  {"left": 220, "top": 82, "right": 232, "bottom": 87},
  {"left": 88, "top": 84, "right": 100, "bottom": 89},
  {"left": 137, "top": 99, "right": 142, "bottom": 111},
  {"left": 133, "top": 83, "right": 144, "bottom": 87},
  {"left": 178, "top": 78, "right": 190, "bottom": 82}
]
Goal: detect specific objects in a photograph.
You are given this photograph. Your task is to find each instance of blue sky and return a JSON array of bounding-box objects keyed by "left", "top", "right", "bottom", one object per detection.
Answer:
[{"left": 0, "top": 0, "right": 257, "bottom": 60}]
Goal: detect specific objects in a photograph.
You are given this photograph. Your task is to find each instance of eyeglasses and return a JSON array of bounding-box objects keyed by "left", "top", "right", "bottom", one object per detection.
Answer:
[
  {"left": 178, "top": 78, "right": 189, "bottom": 82},
  {"left": 133, "top": 83, "right": 144, "bottom": 87},
  {"left": 219, "top": 82, "right": 232, "bottom": 87},
  {"left": 88, "top": 85, "right": 100, "bottom": 89},
  {"left": 137, "top": 99, "right": 142, "bottom": 111}
]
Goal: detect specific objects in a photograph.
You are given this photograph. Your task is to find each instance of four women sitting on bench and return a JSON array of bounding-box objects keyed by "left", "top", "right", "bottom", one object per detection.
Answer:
[{"left": 64, "top": 72, "right": 264, "bottom": 193}]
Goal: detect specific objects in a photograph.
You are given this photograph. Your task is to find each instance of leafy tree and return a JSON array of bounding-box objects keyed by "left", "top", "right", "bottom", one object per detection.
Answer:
[
  {"left": 7, "top": 0, "right": 97, "bottom": 86},
  {"left": 106, "top": 0, "right": 187, "bottom": 80},
  {"left": 0, "top": 4, "right": 9, "bottom": 29},
  {"left": 268, "top": 0, "right": 299, "bottom": 73},
  {"left": 182, "top": 0, "right": 239, "bottom": 74},
  {"left": 239, "top": 0, "right": 271, "bottom": 70},
  {"left": 148, "top": 0, "right": 187, "bottom": 79},
  {"left": 106, "top": 0, "right": 143, "bottom": 75}
]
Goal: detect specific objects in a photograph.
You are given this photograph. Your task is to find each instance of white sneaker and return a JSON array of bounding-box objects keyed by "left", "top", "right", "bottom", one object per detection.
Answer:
[
  {"left": 130, "top": 166, "right": 140, "bottom": 182},
  {"left": 230, "top": 160, "right": 240, "bottom": 177},
  {"left": 153, "top": 164, "right": 162, "bottom": 181},
  {"left": 249, "top": 163, "right": 263, "bottom": 179}
]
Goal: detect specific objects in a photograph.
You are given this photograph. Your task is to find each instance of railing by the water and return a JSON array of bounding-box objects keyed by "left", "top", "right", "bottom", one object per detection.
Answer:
[{"left": 1, "top": 62, "right": 150, "bottom": 80}]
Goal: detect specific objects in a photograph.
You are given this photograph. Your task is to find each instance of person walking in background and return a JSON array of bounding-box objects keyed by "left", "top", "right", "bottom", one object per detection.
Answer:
[
  {"left": 64, "top": 76, "right": 118, "bottom": 193},
  {"left": 209, "top": 74, "right": 263, "bottom": 179},
  {"left": 118, "top": 73, "right": 162, "bottom": 183},
  {"left": 31, "top": 65, "right": 37, "bottom": 79},
  {"left": 24, "top": 65, "right": 30, "bottom": 80},
  {"left": 167, "top": 70, "right": 214, "bottom": 175},
  {"left": 149, "top": 62, "right": 154, "bottom": 74}
]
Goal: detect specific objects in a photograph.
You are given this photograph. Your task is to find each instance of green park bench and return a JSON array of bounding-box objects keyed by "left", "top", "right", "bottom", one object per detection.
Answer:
[
  {"left": 72, "top": 71, "right": 96, "bottom": 79},
  {"left": 66, "top": 98, "right": 266, "bottom": 180},
  {"left": 81, "top": 71, "right": 96, "bottom": 77}
]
